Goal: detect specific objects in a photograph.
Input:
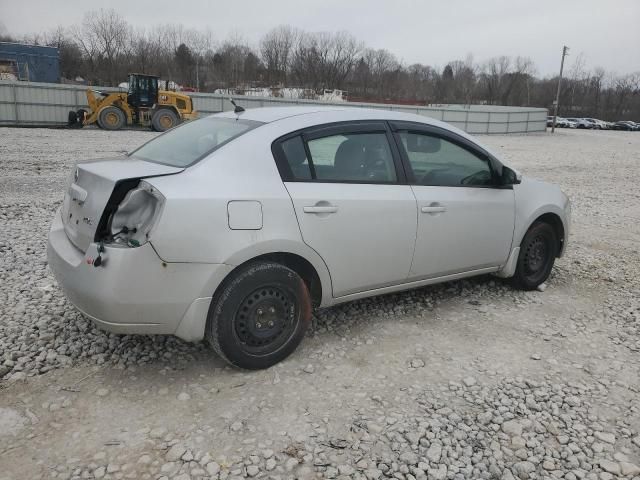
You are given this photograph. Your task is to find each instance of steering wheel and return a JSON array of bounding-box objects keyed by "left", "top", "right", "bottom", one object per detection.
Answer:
[{"left": 461, "top": 170, "right": 491, "bottom": 186}]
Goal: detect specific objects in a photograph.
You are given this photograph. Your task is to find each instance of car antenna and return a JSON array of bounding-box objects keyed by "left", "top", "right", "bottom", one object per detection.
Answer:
[{"left": 229, "top": 98, "right": 245, "bottom": 115}]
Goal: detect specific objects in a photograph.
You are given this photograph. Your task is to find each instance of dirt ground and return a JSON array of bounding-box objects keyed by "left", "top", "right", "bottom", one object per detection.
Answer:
[{"left": 0, "top": 127, "right": 639, "bottom": 480}]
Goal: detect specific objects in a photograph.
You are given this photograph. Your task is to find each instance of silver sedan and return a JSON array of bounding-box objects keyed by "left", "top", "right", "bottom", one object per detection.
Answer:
[{"left": 48, "top": 107, "right": 571, "bottom": 369}]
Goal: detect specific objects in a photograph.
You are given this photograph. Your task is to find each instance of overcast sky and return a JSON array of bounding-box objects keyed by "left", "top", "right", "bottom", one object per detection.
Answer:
[{"left": 1, "top": 0, "right": 638, "bottom": 76}]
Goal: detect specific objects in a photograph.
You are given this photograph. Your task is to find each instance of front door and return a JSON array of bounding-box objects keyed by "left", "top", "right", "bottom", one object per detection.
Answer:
[
  {"left": 391, "top": 125, "right": 515, "bottom": 280},
  {"left": 274, "top": 123, "right": 417, "bottom": 297}
]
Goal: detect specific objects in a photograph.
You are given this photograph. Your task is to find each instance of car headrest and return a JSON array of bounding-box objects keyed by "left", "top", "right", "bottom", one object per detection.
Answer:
[{"left": 334, "top": 138, "right": 365, "bottom": 174}]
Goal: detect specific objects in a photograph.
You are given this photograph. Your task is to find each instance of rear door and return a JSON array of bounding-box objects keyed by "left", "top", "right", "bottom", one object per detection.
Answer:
[
  {"left": 273, "top": 122, "right": 417, "bottom": 297},
  {"left": 390, "top": 122, "right": 515, "bottom": 280}
]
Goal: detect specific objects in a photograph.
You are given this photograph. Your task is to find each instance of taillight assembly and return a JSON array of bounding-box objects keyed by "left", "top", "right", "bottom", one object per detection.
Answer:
[{"left": 103, "top": 180, "right": 164, "bottom": 247}]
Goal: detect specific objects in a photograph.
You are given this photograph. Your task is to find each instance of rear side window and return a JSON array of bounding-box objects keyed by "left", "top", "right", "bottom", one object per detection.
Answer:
[
  {"left": 131, "top": 117, "right": 262, "bottom": 167},
  {"left": 276, "top": 131, "right": 397, "bottom": 183},
  {"left": 280, "top": 136, "right": 312, "bottom": 180},
  {"left": 307, "top": 133, "right": 396, "bottom": 182}
]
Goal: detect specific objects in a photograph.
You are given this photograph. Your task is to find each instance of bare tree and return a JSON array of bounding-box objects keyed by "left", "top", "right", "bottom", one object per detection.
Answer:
[
  {"left": 75, "top": 9, "right": 131, "bottom": 85},
  {"left": 260, "top": 26, "right": 298, "bottom": 85},
  {"left": 8, "top": 15, "right": 640, "bottom": 120}
]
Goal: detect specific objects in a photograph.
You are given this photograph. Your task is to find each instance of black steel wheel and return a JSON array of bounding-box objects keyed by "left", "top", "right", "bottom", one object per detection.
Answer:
[
  {"left": 511, "top": 222, "right": 557, "bottom": 290},
  {"left": 233, "top": 286, "right": 297, "bottom": 355},
  {"left": 206, "top": 262, "right": 311, "bottom": 369}
]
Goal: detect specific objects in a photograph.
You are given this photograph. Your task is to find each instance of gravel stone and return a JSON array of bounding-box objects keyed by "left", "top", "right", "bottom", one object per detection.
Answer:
[
  {"left": 265, "top": 458, "right": 276, "bottom": 471},
  {"left": 462, "top": 376, "right": 476, "bottom": 387},
  {"left": 410, "top": 358, "right": 425, "bottom": 368},
  {"left": 95, "top": 388, "right": 109, "bottom": 397},
  {"left": 598, "top": 460, "right": 620, "bottom": 475},
  {"left": 206, "top": 462, "right": 220, "bottom": 475},
  {"left": 620, "top": 462, "right": 640, "bottom": 476},
  {"left": 593, "top": 431, "right": 616, "bottom": 444},
  {"left": 2, "top": 129, "right": 640, "bottom": 480},
  {"left": 502, "top": 420, "right": 523, "bottom": 437},
  {"left": 426, "top": 443, "right": 442, "bottom": 463},
  {"left": 165, "top": 444, "right": 187, "bottom": 462}
]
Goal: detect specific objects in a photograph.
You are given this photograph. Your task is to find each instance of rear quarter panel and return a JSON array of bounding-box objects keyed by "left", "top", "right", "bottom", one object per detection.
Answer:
[{"left": 145, "top": 123, "right": 334, "bottom": 305}]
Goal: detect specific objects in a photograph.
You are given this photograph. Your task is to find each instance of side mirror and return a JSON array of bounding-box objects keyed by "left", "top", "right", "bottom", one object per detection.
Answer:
[{"left": 501, "top": 166, "right": 522, "bottom": 185}]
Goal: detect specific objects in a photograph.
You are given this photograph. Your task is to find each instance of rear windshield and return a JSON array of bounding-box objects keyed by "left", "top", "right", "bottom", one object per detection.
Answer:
[{"left": 130, "top": 116, "right": 262, "bottom": 167}]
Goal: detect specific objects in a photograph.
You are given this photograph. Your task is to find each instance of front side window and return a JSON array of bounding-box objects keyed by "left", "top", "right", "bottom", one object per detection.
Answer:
[
  {"left": 131, "top": 117, "right": 262, "bottom": 167},
  {"left": 398, "top": 131, "right": 493, "bottom": 187},
  {"left": 306, "top": 132, "right": 397, "bottom": 183}
]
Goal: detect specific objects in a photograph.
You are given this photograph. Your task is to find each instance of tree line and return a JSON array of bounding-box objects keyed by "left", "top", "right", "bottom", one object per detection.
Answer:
[{"left": 2, "top": 9, "right": 639, "bottom": 121}]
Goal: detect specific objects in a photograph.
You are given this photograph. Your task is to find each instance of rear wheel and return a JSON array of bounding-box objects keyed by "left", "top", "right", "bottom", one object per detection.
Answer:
[
  {"left": 98, "top": 106, "right": 126, "bottom": 130},
  {"left": 151, "top": 109, "right": 179, "bottom": 132},
  {"left": 511, "top": 222, "right": 557, "bottom": 290},
  {"left": 206, "top": 262, "right": 311, "bottom": 369}
]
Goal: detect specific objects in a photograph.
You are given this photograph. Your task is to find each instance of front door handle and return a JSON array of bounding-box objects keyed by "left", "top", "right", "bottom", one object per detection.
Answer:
[
  {"left": 421, "top": 204, "right": 446, "bottom": 214},
  {"left": 303, "top": 205, "right": 338, "bottom": 214}
]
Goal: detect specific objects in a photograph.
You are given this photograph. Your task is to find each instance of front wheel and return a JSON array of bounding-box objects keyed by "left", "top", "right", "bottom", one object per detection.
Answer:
[
  {"left": 511, "top": 222, "right": 557, "bottom": 290},
  {"left": 98, "top": 106, "right": 126, "bottom": 130},
  {"left": 205, "top": 262, "right": 311, "bottom": 369}
]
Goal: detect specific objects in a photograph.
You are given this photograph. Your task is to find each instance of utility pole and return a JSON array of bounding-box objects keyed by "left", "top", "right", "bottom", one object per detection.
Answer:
[
  {"left": 196, "top": 57, "right": 200, "bottom": 92},
  {"left": 551, "top": 45, "right": 569, "bottom": 133}
]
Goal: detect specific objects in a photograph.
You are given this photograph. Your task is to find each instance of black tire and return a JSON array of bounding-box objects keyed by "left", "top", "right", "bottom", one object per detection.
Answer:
[
  {"left": 511, "top": 222, "right": 557, "bottom": 290},
  {"left": 151, "top": 109, "right": 179, "bottom": 132},
  {"left": 205, "top": 262, "right": 312, "bottom": 369},
  {"left": 67, "top": 110, "right": 78, "bottom": 126},
  {"left": 98, "top": 106, "right": 126, "bottom": 130}
]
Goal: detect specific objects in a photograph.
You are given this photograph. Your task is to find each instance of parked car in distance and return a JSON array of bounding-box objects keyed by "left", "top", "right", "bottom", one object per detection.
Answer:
[
  {"left": 583, "top": 118, "right": 609, "bottom": 130},
  {"left": 564, "top": 118, "right": 579, "bottom": 128},
  {"left": 48, "top": 107, "right": 571, "bottom": 369},
  {"left": 565, "top": 118, "right": 592, "bottom": 129},
  {"left": 547, "top": 116, "right": 569, "bottom": 128},
  {"left": 613, "top": 121, "right": 638, "bottom": 131}
]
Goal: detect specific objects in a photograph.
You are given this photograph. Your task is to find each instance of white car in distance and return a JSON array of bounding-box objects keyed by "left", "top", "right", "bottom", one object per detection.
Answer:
[{"left": 48, "top": 107, "right": 571, "bottom": 369}]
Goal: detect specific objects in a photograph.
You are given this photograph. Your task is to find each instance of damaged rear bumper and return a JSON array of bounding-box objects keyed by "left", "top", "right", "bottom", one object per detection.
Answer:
[{"left": 47, "top": 208, "right": 232, "bottom": 341}]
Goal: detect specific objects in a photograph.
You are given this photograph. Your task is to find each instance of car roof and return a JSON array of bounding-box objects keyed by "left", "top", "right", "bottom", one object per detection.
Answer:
[
  {"left": 214, "top": 105, "right": 448, "bottom": 127},
  {"left": 215, "top": 106, "right": 348, "bottom": 123},
  {"left": 214, "top": 105, "right": 502, "bottom": 161}
]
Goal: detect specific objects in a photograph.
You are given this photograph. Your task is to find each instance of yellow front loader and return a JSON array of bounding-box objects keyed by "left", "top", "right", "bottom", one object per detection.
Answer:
[{"left": 68, "top": 73, "right": 197, "bottom": 132}]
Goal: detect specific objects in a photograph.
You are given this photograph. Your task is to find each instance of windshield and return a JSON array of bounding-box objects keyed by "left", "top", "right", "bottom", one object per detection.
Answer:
[{"left": 131, "top": 116, "right": 263, "bottom": 167}]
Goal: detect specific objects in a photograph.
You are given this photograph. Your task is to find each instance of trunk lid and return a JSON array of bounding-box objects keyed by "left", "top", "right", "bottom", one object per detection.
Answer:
[{"left": 61, "top": 157, "right": 182, "bottom": 252}]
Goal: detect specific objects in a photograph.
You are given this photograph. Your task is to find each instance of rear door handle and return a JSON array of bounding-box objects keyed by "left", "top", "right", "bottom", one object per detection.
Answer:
[
  {"left": 421, "top": 205, "right": 446, "bottom": 214},
  {"left": 303, "top": 205, "right": 338, "bottom": 214}
]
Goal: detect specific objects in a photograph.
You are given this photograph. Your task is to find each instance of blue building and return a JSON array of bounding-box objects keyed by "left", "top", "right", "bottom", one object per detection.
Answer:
[{"left": 0, "top": 42, "right": 60, "bottom": 83}]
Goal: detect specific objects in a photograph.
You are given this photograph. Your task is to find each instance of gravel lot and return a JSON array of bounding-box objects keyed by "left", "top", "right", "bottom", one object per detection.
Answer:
[{"left": 0, "top": 127, "right": 639, "bottom": 480}]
